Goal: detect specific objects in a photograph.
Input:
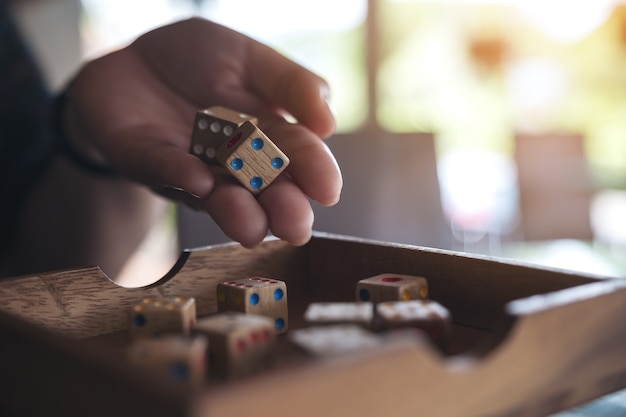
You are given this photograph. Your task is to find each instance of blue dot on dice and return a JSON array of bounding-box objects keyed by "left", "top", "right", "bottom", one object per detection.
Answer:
[
  {"left": 250, "top": 177, "right": 263, "bottom": 189},
  {"left": 275, "top": 318, "right": 285, "bottom": 330},
  {"left": 250, "top": 293, "right": 260, "bottom": 305},
  {"left": 231, "top": 158, "right": 243, "bottom": 170},
  {"left": 169, "top": 362, "right": 190, "bottom": 381},
  {"left": 273, "top": 288, "right": 284, "bottom": 301},
  {"left": 133, "top": 314, "right": 147, "bottom": 327},
  {"left": 359, "top": 289, "right": 370, "bottom": 301},
  {"left": 271, "top": 157, "right": 284, "bottom": 170},
  {"left": 251, "top": 138, "right": 264, "bottom": 150}
]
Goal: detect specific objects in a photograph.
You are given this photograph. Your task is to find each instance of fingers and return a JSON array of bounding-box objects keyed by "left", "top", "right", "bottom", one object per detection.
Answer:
[
  {"left": 240, "top": 35, "right": 342, "bottom": 206},
  {"left": 245, "top": 41, "right": 336, "bottom": 139},
  {"left": 257, "top": 178, "right": 314, "bottom": 246},
  {"left": 259, "top": 119, "right": 343, "bottom": 207},
  {"left": 203, "top": 175, "right": 269, "bottom": 248},
  {"left": 199, "top": 174, "right": 314, "bottom": 247},
  {"left": 106, "top": 125, "right": 215, "bottom": 199}
]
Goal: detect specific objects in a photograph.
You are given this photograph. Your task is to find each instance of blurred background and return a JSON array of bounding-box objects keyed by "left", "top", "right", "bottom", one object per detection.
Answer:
[{"left": 13, "top": 0, "right": 626, "bottom": 282}]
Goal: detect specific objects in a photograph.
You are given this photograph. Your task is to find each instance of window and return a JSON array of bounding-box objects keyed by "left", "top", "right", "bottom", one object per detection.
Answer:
[{"left": 80, "top": 0, "right": 626, "bottom": 276}]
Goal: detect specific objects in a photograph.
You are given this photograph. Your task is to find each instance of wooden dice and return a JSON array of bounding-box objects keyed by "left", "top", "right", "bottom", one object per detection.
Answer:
[
  {"left": 127, "top": 335, "right": 208, "bottom": 388},
  {"left": 129, "top": 297, "right": 197, "bottom": 339},
  {"left": 356, "top": 273, "right": 428, "bottom": 303},
  {"left": 189, "top": 106, "right": 289, "bottom": 194},
  {"left": 216, "top": 120, "right": 289, "bottom": 194},
  {"left": 193, "top": 313, "right": 275, "bottom": 379},
  {"left": 289, "top": 325, "right": 382, "bottom": 356},
  {"left": 190, "top": 106, "right": 257, "bottom": 163},
  {"left": 217, "top": 277, "right": 288, "bottom": 334},
  {"left": 375, "top": 300, "right": 451, "bottom": 350},
  {"left": 303, "top": 302, "right": 374, "bottom": 329}
]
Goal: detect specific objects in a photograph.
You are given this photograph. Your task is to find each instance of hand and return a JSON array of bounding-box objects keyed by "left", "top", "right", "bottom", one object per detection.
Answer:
[{"left": 65, "top": 18, "right": 342, "bottom": 248}]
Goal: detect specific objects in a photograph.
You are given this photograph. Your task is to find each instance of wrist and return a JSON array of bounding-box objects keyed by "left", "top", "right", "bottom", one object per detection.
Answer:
[{"left": 54, "top": 83, "right": 116, "bottom": 177}]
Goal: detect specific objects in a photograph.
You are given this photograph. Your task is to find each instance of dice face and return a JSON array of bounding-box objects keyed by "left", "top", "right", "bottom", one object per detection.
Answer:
[
  {"left": 127, "top": 335, "right": 208, "bottom": 388},
  {"left": 217, "top": 277, "right": 288, "bottom": 334},
  {"left": 193, "top": 313, "right": 275, "bottom": 379},
  {"left": 189, "top": 106, "right": 257, "bottom": 163},
  {"left": 303, "top": 302, "right": 374, "bottom": 328},
  {"left": 289, "top": 325, "right": 381, "bottom": 356},
  {"left": 129, "top": 297, "right": 197, "bottom": 339},
  {"left": 216, "top": 121, "right": 289, "bottom": 194},
  {"left": 376, "top": 300, "right": 451, "bottom": 349},
  {"left": 356, "top": 274, "right": 429, "bottom": 303}
]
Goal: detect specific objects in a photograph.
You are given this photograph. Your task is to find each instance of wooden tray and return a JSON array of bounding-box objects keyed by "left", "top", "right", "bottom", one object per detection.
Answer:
[{"left": 1, "top": 232, "right": 625, "bottom": 417}]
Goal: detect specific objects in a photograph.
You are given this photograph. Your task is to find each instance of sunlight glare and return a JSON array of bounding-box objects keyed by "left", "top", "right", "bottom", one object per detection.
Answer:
[{"left": 513, "top": 0, "right": 614, "bottom": 43}]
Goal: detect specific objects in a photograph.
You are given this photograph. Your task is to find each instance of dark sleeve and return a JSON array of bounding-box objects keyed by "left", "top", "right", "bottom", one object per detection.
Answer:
[{"left": 0, "top": 1, "right": 54, "bottom": 257}]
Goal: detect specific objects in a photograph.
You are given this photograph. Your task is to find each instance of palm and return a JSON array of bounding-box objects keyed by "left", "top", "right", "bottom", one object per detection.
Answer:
[{"left": 69, "top": 18, "right": 341, "bottom": 247}]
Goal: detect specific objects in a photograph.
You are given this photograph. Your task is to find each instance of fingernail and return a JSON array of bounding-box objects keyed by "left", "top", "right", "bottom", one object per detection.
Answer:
[
  {"left": 320, "top": 83, "right": 331, "bottom": 101},
  {"left": 166, "top": 185, "right": 202, "bottom": 199}
]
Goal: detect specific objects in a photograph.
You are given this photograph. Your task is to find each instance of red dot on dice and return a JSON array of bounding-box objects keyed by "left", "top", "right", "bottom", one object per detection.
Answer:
[{"left": 227, "top": 132, "right": 243, "bottom": 148}]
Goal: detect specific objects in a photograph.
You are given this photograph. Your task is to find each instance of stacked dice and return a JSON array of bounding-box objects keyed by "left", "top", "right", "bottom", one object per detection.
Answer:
[
  {"left": 193, "top": 312, "right": 276, "bottom": 379},
  {"left": 123, "top": 273, "right": 452, "bottom": 383},
  {"left": 127, "top": 335, "right": 208, "bottom": 388},
  {"left": 127, "top": 297, "right": 208, "bottom": 388},
  {"left": 358, "top": 273, "right": 450, "bottom": 350},
  {"left": 182, "top": 276, "right": 288, "bottom": 379},
  {"left": 189, "top": 106, "right": 289, "bottom": 194},
  {"left": 126, "top": 277, "right": 289, "bottom": 383},
  {"left": 129, "top": 296, "right": 197, "bottom": 339},
  {"left": 291, "top": 273, "right": 451, "bottom": 356},
  {"left": 216, "top": 277, "right": 288, "bottom": 334}
]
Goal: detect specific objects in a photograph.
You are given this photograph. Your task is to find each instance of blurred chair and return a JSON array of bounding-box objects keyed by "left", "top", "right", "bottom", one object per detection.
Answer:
[
  {"left": 514, "top": 132, "right": 594, "bottom": 241},
  {"left": 313, "top": 132, "right": 449, "bottom": 249},
  {"left": 177, "top": 132, "right": 451, "bottom": 250}
]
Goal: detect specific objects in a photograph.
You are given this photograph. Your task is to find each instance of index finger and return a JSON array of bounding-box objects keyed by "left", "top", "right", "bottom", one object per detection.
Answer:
[{"left": 245, "top": 42, "right": 336, "bottom": 139}]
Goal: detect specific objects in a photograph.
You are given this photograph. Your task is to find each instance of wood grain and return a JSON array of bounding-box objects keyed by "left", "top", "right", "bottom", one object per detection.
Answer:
[
  {"left": 196, "top": 278, "right": 626, "bottom": 417},
  {"left": 0, "top": 239, "right": 304, "bottom": 339},
  {"left": 0, "top": 232, "right": 625, "bottom": 417}
]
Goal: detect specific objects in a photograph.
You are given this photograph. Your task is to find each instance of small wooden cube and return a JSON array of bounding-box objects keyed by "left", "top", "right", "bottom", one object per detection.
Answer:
[
  {"left": 289, "top": 325, "right": 382, "bottom": 356},
  {"left": 375, "top": 300, "right": 451, "bottom": 350},
  {"left": 303, "top": 302, "right": 374, "bottom": 329},
  {"left": 193, "top": 313, "right": 275, "bottom": 380},
  {"left": 356, "top": 273, "right": 429, "bottom": 303},
  {"left": 189, "top": 106, "right": 257, "bottom": 163},
  {"left": 217, "top": 277, "right": 288, "bottom": 334},
  {"left": 215, "top": 120, "right": 289, "bottom": 194},
  {"left": 127, "top": 335, "right": 208, "bottom": 388},
  {"left": 129, "top": 297, "right": 197, "bottom": 339}
]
